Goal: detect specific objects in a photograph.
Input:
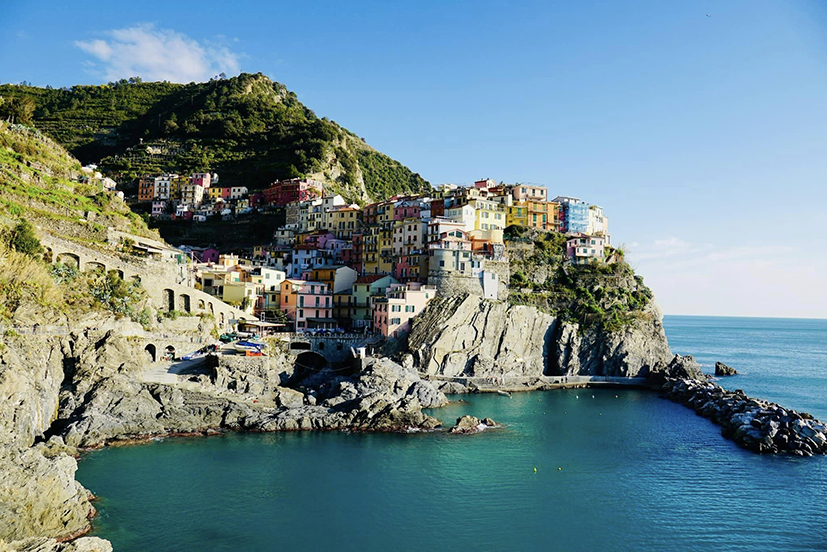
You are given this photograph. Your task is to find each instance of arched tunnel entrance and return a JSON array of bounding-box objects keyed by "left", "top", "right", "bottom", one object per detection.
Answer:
[
  {"left": 295, "top": 351, "right": 328, "bottom": 371},
  {"left": 290, "top": 351, "right": 329, "bottom": 386},
  {"left": 144, "top": 344, "right": 156, "bottom": 363}
]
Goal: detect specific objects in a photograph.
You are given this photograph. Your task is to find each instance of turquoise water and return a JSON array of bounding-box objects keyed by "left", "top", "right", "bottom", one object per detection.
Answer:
[{"left": 77, "top": 316, "right": 827, "bottom": 551}]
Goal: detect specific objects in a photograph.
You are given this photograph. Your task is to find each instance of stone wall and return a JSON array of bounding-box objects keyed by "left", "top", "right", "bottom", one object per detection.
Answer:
[{"left": 428, "top": 259, "right": 510, "bottom": 300}]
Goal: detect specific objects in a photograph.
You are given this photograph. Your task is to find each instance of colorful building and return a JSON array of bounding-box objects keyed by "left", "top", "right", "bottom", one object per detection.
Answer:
[
  {"left": 566, "top": 235, "right": 606, "bottom": 264},
  {"left": 264, "top": 179, "right": 324, "bottom": 206},
  {"left": 506, "top": 203, "right": 529, "bottom": 227},
  {"left": 372, "top": 283, "right": 436, "bottom": 338},
  {"left": 554, "top": 196, "right": 590, "bottom": 234},
  {"left": 510, "top": 184, "right": 547, "bottom": 203},
  {"left": 295, "top": 281, "right": 334, "bottom": 330}
]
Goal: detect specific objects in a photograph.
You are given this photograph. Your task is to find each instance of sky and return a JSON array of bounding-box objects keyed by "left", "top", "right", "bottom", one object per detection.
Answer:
[{"left": 1, "top": 0, "right": 826, "bottom": 318}]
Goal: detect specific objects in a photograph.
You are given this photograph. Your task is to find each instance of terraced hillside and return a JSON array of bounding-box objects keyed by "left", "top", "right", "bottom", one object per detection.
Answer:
[
  {"left": 0, "top": 121, "right": 155, "bottom": 242},
  {"left": 0, "top": 73, "right": 431, "bottom": 202}
]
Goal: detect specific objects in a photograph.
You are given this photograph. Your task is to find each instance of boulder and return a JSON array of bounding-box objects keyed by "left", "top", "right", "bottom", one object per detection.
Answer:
[{"left": 715, "top": 362, "right": 738, "bottom": 376}]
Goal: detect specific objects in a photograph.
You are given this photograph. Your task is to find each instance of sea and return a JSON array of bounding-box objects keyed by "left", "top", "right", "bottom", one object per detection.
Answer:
[{"left": 76, "top": 316, "right": 827, "bottom": 551}]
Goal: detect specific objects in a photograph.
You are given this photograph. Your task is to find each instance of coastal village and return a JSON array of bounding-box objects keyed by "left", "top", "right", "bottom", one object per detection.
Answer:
[{"left": 136, "top": 174, "right": 611, "bottom": 337}]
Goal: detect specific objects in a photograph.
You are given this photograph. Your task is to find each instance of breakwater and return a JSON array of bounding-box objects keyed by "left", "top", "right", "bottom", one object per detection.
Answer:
[{"left": 661, "top": 377, "right": 827, "bottom": 456}]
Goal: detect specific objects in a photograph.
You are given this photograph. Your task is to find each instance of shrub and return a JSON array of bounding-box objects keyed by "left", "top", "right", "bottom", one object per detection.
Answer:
[{"left": 9, "top": 219, "right": 42, "bottom": 257}]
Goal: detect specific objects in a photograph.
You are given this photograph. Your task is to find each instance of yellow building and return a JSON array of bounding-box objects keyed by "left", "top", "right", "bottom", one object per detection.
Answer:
[
  {"left": 328, "top": 207, "right": 360, "bottom": 239},
  {"left": 170, "top": 176, "right": 189, "bottom": 201},
  {"left": 527, "top": 201, "right": 549, "bottom": 230},
  {"left": 469, "top": 198, "right": 506, "bottom": 232},
  {"left": 363, "top": 225, "right": 382, "bottom": 275},
  {"left": 506, "top": 203, "right": 529, "bottom": 227},
  {"left": 378, "top": 226, "right": 394, "bottom": 274}
]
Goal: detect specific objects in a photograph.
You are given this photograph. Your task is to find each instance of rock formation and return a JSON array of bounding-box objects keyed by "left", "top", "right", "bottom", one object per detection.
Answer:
[
  {"left": 406, "top": 294, "right": 679, "bottom": 381},
  {"left": 715, "top": 361, "right": 738, "bottom": 376},
  {"left": 449, "top": 416, "right": 498, "bottom": 434}
]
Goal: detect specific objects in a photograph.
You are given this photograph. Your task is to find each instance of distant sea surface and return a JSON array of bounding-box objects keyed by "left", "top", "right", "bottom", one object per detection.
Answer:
[{"left": 77, "top": 316, "right": 827, "bottom": 551}]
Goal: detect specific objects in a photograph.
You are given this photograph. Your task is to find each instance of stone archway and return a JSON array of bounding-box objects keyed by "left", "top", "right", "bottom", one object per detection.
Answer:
[
  {"left": 164, "top": 289, "right": 175, "bottom": 311},
  {"left": 295, "top": 351, "right": 328, "bottom": 374},
  {"left": 164, "top": 345, "right": 176, "bottom": 361},
  {"left": 180, "top": 294, "right": 191, "bottom": 313},
  {"left": 43, "top": 247, "right": 53, "bottom": 264},
  {"left": 56, "top": 252, "right": 80, "bottom": 270},
  {"left": 198, "top": 299, "right": 206, "bottom": 311},
  {"left": 144, "top": 344, "right": 157, "bottom": 362},
  {"left": 86, "top": 261, "right": 106, "bottom": 272}
]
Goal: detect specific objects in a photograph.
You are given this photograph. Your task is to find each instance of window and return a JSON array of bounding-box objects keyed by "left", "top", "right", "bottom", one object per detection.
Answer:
[
  {"left": 299, "top": 309, "right": 304, "bottom": 317},
  {"left": 391, "top": 318, "right": 401, "bottom": 325},
  {"left": 439, "top": 260, "right": 445, "bottom": 267}
]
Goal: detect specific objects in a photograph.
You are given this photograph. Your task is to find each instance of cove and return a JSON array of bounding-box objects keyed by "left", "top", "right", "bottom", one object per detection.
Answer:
[{"left": 77, "top": 389, "right": 827, "bottom": 551}]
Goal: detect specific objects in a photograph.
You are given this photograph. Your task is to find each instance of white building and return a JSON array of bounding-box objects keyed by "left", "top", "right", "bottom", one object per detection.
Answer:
[
  {"left": 587, "top": 205, "right": 610, "bottom": 242},
  {"left": 444, "top": 204, "right": 476, "bottom": 232}
]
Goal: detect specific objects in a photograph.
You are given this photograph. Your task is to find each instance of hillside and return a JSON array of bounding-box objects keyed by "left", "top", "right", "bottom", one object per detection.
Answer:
[
  {"left": 0, "top": 121, "right": 161, "bottom": 326},
  {"left": 0, "top": 121, "right": 155, "bottom": 242},
  {"left": 0, "top": 73, "right": 431, "bottom": 202}
]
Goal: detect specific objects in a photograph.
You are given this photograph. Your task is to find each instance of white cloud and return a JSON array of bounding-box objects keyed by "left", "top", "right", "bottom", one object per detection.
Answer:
[
  {"left": 627, "top": 237, "right": 827, "bottom": 318},
  {"left": 75, "top": 24, "right": 240, "bottom": 83}
]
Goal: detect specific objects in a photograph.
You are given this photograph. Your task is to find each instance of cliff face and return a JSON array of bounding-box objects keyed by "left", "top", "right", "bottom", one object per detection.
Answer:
[
  {"left": 406, "top": 294, "right": 675, "bottom": 380},
  {"left": 0, "top": 336, "right": 99, "bottom": 544}
]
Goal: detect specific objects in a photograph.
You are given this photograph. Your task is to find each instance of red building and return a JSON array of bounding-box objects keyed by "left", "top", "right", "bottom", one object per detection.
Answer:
[{"left": 263, "top": 179, "right": 324, "bottom": 206}]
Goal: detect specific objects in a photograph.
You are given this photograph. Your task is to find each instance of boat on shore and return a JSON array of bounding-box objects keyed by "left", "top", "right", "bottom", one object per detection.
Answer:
[{"left": 234, "top": 340, "right": 266, "bottom": 353}]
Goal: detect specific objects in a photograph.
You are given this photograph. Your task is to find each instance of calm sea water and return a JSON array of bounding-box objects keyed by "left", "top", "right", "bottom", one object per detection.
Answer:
[{"left": 77, "top": 316, "right": 827, "bottom": 551}]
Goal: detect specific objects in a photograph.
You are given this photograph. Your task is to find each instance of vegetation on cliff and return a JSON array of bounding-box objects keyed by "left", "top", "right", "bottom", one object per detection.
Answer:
[
  {"left": 505, "top": 226, "right": 653, "bottom": 333},
  {"left": 0, "top": 73, "right": 431, "bottom": 202},
  {"left": 0, "top": 123, "right": 153, "bottom": 326},
  {"left": 0, "top": 121, "right": 155, "bottom": 240}
]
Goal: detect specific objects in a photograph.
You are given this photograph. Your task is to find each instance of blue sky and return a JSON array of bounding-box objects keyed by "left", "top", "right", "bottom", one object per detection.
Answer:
[{"left": 2, "top": 0, "right": 826, "bottom": 317}]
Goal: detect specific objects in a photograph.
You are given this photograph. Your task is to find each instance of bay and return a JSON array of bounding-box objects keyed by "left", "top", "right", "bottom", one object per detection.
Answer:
[{"left": 76, "top": 315, "right": 827, "bottom": 551}]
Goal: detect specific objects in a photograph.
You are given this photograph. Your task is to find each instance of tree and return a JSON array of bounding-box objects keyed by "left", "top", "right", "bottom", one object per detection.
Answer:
[
  {"left": 0, "top": 96, "right": 36, "bottom": 124},
  {"left": 9, "top": 219, "right": 42, "bottom": 257}
]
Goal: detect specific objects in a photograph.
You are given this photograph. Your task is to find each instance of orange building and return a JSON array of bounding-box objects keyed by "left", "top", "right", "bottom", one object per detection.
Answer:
[{"left": 279, "top": 279, "right": 304, "bottom": 322}]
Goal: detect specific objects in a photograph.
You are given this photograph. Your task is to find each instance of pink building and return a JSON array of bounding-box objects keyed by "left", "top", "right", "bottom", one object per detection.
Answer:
[
  {"left": 566, "top": 235, "right": 606, "bottom": 265},
  {"left": 192, "top": 173, "right": 212, "bottom": 188},
  {"left": 372, "top": 282, "right": 436, "bottom": 338},
  {"left": 394, "top": 199, "right": 421, "bottom": 221},
  {"left": 296, "top": 281, "right": 335, "bottom": 331},
  {"left": 151, "top": 200, "right": 167, "bottom": 217},
  {"left": 264, "top": 179, "right": 324, "bottom": 206}
]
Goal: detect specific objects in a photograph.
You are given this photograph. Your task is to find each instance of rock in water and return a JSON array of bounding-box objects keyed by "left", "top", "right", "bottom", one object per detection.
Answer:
[
  {"left": 715, "top": 361, "right": 738, "bottom": 376},
  {"left": 449, "top": 415, "right": 497, "bottom": 434}
]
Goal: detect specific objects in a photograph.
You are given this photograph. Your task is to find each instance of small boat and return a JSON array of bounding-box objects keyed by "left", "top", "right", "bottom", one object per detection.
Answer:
[
  {"left": 182, "top": 349, "right": 206, "bottom": 361},
  {"left": 234, "top": 340, "right": 265, "bottom": 353}
]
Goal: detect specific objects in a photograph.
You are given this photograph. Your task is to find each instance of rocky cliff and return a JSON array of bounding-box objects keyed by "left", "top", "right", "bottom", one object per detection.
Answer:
[{"left": 405, "top": 293, "right": 682, "bottom": 382}]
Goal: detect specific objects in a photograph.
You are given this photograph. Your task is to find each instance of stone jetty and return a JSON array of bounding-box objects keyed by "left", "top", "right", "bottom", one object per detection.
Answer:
[{"left": 661, "top": 378, "right": 827, "bottom": 456}]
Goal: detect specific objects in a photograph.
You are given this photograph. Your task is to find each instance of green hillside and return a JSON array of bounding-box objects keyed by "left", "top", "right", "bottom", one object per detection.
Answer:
[
  {"left": 0, "top": 73, "right": 431, "bottom": 202},
  {"left": 0, "top": 121, "right": 154, "bottom": 241}
]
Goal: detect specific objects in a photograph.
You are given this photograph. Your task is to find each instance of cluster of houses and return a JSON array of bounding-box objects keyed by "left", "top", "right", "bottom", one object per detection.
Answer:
[
  {"left": 179, "top": 178, "right": 612, "bottom": 339},
  {"left": 140, "top": 172, "right": 252, "bottom": 221}
]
